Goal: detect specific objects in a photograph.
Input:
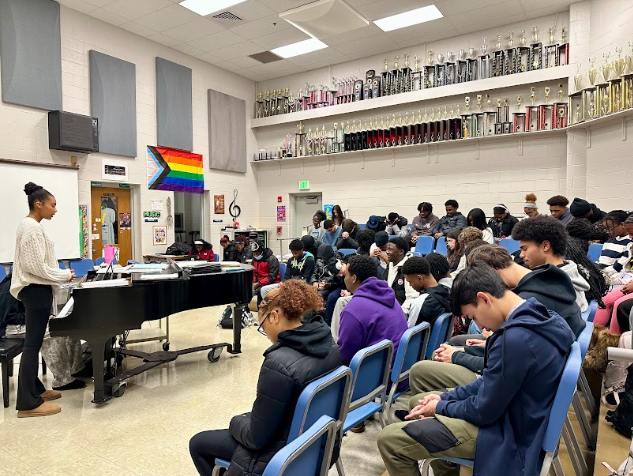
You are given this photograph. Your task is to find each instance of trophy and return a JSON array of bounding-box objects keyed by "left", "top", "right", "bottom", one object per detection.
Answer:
[
  {"left": 539, "top": 87, "right": 555, "bottom": 130},
  {"left": 434, "top": 52, "right": 446, "bottom": 87},
  {"left": 412, "top": 55, "right": 423, "bottom": 91},
  {"left": 513, "top": 95, "right": 526, "bottom": 132},
  {"left": 465, "top": 96, "right": 471, "bottom": 113},
  {"left": 557, "top": 27, "right": 569, "bottom": 66},
  {"left": 493, "top": 98, "right": 503, "bottom": 135},
  {"left": 505, "top": 32, "right": 516, "bottom": 75},
  {"left": 492, "top": 34, "right": 504, "bottom": 77},
  {"left": 445, "top": 51, "right": 456, "bottom": 85},
  {"left": 517, "top": 29, "right": 530, "bottom": 73},
  {"left": 295, "top": 122, "right": 307, "bottom": 157},
  {"left": 467, "top": 48, "right": 478, "bottom": 81},
  {"left": 601, "top": 53, "right": 612, "bottom": 82},
  {"left": 423, "top": 49, "right": 435, "bottom": 88},
  {"left": 477, "top": 94, "right": 482, "bottom": 111},
  {"left": 526, "top": 87, "right": 539, "bottom": 131},
  {"left": 456, "top": 49, "right": 468, "bottom": 83},
  {"left": 623, "top": 42, "right": 633, "bottom": 109},
  {"left": 401, "top": 53, "right": 412, "bottom": 93},
  {"left": 530, "top": 25, "right": 543, "bottom": 71},
  {"left": 610, "top": 47, "right": 627, "bottom": 112},
  {"left": 381, "top": 58, "right": 392, "bottom": 96},
  {"left": 595, "top": 53, "right": 611, "bottom": 116},
  {"left": 553, "top": 83, "right": 568, "bottom": 128},
  {"left": 478, "top": 37, "right": 491, "bottom": 79},
  {"left": 544, "top": 26, "right": 558, "bottom": 68}
]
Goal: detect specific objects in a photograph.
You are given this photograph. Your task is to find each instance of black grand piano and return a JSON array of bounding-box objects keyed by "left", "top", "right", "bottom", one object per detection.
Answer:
[{"left": 49, "top": 265, "right": 253, "bottom": 404}]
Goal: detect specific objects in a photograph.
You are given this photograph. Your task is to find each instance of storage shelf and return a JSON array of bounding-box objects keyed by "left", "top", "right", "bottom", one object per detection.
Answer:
[
  {"left": 567, "top": 106, "right": 633, "bottom": 131},
  {"left": 250, "top": 65, "right": 574, "bottom": 129},
  {"left": 251, "top": 128, "right": 567, "bottom": 166}
]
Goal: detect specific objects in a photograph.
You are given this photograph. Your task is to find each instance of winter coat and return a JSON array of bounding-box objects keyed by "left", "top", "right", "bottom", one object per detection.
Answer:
[
  {"left": 189, "top": 248, "right": 215, "bottom": 261},
  {"left": 227, "top": 319, "right": 341, "bottom": 476},
  {"left": 252, "top": 249, "right": 281, "bottom": 286},
  {"left": 488, "top": 214, "right": 519, "bottom": 238},
  {"left": 0, "top": 274, "right": 24, "bottom": 337},
  {"left": 432, "top": 213, "right": 468, "bottom": 236},
  {"left": 434, "top": 298, "right": 574, "bottom": 476}
]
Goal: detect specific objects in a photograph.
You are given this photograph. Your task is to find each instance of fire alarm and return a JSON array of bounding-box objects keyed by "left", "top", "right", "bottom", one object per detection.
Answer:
[
  {"left": 277, "top": 196, "right": 282, "bottom": 203},
  {"left": 277, "top": 226, "right": 282, "bottom": 234}
]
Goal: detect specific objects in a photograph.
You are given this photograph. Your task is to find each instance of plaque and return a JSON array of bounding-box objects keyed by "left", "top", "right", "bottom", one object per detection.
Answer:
[
  {"left": 538, "top": 105, "right": 555, "bottom": 130},
  {"left": 513, "top": 112, "right": 526, "bottom": 132},
  {"left": 483, "top": 111, "right": 497, "bottom": 135},
  {"left": 526, "top": 106, "right": 540, "bottom": 131},
  {"left": 554, "top": 103, "right": 568, "bottom": 128},
  {"left": 568, "top": 92, "right": 585, "bottom": 124},
  {"left": 354, "top": 79, "right": 364, "bottom": 101}
]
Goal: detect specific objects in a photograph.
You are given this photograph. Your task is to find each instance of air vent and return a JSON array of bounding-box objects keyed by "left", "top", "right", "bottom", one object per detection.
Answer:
[
  {"left": 249, "top": 51, "right": 282, "bottom": 64},
  {"left": 210, "top": 11, "right": 244, "bottom": 27}
]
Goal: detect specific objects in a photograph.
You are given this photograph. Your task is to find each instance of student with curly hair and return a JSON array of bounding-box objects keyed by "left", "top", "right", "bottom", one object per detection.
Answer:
[
  {"left": 189, "top": 280, "right": 340, "bottom": 476},
  {"left": 451, "top": 227, "right": 484, "bottom": 276},
  {"left": 306, "top": 210, "right": 327, "bottom": 241},
  {"left": 523, "top": 193, "right": 540, "bottom": 218},
  {"left": 547, "top": 195, "right": 574, "bottom": 226}
]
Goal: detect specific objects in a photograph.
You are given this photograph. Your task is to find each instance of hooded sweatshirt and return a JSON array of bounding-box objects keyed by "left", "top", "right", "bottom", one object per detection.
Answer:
[
  {"left": 284, "top": 252, "right": 315, "bottom": 282},
  {"left": 386, "top": 255, "right": 420, "bottom": 315},
  {"left": 432, "top": 212, "right": 468, "bottom": 236},
  {"left": 411, "top": 213, "right": 440, "bottom": 237},
  {"left": 321, "top": 226, "right": 342, "bottom": 250},
  {"left": 406, "top": 285, "right": 451, "bottom": 327},
  {"left": 385, "top": 216, "right": 410, "bottom": 239},
  {"left": 558, "top": 260, "right": 590, "bottom": 312},
  {"left": 432, "top": 298, "right": 574, "bottom": 476},
  {"left": 337, "top": 277, "right": 408, "bottom": 365}
]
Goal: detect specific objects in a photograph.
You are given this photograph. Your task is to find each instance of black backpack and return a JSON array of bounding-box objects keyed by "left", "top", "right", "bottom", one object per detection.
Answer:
[
  {"left": 219, "top": 306, "right": 251, "bottom": 329},
  {"left": 607, "top": 363, "right": 633, "bottom": 437},
  {"left": 166, "top": 242, "right": 191, "bottom": 255}
]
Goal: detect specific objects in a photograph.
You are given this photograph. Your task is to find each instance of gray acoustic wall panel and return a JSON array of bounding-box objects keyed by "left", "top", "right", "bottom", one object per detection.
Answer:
[
  {"left": 90, "top": 51, "right": 137, "bottom": 158},
  {"left": 0, "top": 0, "right": 62, "bottom": 111},
  {"left": 155, "top": 57, "right": 192, "bottom": 152},
  {"left": 208, "top": 90, "right": 246, "bottom": 174}
]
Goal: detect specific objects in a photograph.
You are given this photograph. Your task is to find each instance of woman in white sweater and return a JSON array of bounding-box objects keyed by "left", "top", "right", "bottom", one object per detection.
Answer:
[{"left": 11, "top": 182, "right": 74, "bottom": 418}]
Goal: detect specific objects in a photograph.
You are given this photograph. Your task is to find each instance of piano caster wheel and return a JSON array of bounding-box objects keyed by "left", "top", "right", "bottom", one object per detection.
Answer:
[
  {"left": 208, "top": 347, "right": 223, "bottom": 363},
  {"left": 114, "top": 383, "right": 126, "bottom": 398},
  {"left": 162, "top": 341, "right": 170, "bottom": 351}
]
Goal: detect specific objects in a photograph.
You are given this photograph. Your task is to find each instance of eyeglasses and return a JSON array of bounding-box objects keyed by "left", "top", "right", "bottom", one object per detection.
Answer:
[{"left": 257, "top": 293, "right": 280, "bottom": 337}]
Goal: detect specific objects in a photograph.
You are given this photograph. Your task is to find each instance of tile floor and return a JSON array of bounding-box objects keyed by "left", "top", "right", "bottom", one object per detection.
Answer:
[{"left": 1, "top": 305, "right": 630, "bottom": 476}]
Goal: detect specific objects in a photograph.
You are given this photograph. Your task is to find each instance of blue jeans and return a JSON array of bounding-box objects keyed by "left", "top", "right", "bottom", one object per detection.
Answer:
[{"left": 325, "top": 288, "right": 342, "bottom": 327}]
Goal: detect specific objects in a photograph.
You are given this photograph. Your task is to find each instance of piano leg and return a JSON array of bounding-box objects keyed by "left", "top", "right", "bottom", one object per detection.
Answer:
[
  {"left": 230, "top": 302, "right": 247, "bottom": 354},
  {"left": 87, "top": 335, "right": 115, "bottom": 404}
]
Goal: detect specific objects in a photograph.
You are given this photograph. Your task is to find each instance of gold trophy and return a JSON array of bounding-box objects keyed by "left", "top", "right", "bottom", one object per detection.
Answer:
[
  {"left": 532, "top": 25, "right": 539, "bottom": 43},
  {"left": 517, "top": 96, "right": 522, "bottom": 109},
  {"left": 611, "top": 47, "right": 627, "bottom": 112},
  {"left": 544, "top": 87, "right": 550, "bottom": 104},
  {"left": 574, "top": 63, "right": 583, "bottom": 92},
  {"left": 530, "top": 87, "right": 536, "bottom": 106},
  {"left": 588, "top": 57, "right": 598, "bottom": 86},
  {"left": 477, "top": 94, "right": 482, "bottom": 111},
  {"left": 465, "top": 96, "right": 471, "bottom": 113},
  {"left": 601, "top": 53, "right": 612, "bottom": 82}
]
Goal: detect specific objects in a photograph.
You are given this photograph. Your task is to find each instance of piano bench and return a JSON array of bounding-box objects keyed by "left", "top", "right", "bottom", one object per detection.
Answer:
[{"left": 0, "top": 338, "right": 25, "bottom": 408}]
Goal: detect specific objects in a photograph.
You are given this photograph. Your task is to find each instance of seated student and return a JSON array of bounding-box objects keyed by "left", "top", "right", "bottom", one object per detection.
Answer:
[
  {"left": 260, "top": 240, "right": 316, "bottom": 299},
  {"left": 310, "top": 241, "right": 335, "bottom": 299},
  {"left": 445, "top": 229, "right": 463, "bottom": 273},
  {"left": 424, "top": 252, "right": 454, "bottom": 290},
  {"left": 189, "top": 280, "right": 341, "bottom": 476},
  {"left": 411, "top": 202, "right": 439, "bottom": 244},
  {"left": 251, "top": 240, "right": 280, "bottom": 305},
  {"left": 512, "top": 215, "right": 590, "bottom": 312},
  {"left": 378, "top": 262, "right": 574, "bottom": 476},
  {"left": 547, "top": 195, "right": 574, "bottom": 226},
  {"left": 564, "top": 226, "right": 609, "bottom": 307},
  {"left": 300, "top": 235, "right": 321, "bottom": 257},
  {"left": 385, "top": 212, "right": 410, "bottom": 240},
  {"left": 189, "top": 240, "right": 215, "bottom": 261},
  {"left": 336, "top": 219, "right": 359, "bottom": 250},
  {"left": 467, "top": 208, "right": 494, "bottom": 243},
  {"left": 321, "top": 219, "right": 342, "bottom": 250},
  {"left": 366, "top": 214, "right": 387, "bottom": 233},
  {"left": 570, "top": 197, "right": 609, "bottom": 243},
  {"left": 523, "top": 193, "right": 541, "bottom": 218},
  {"left": 0, "top": 274, "right": 86, "bottom": 391},
  {"left": 355, "top": 228, "right": 375, "bottom": 255},
  {"left": 403, "top": 257, "right": 451, "bottom": 327},
  {"left": 370, "top": 230, "right": 390, "bottom": 274},
  {"left": 306, "top": 210, "right": 326, "bottom": 242},
  {"left": 488, "top": 204, "right": 519, "bottom": 239},
  {"left": 325, "top": 258, "right": 350, "bottom": 334},
  {"left": 234, "top": 236, "right": 253, "bottom": 263},
  {"left": 451, "top": 227, "right": 484, "bottom": 276},
  {"left": 432, "top": 199, "right": 468, "bottom": 239},
  {"left": 598, "top": 210, "right": 632, "bottom": 278},
  {"left": 385, "top": 237, "right": 420, "bottom": 315},
  {"left": 220, "top": 235, "right": 232, "bottom": 261}
]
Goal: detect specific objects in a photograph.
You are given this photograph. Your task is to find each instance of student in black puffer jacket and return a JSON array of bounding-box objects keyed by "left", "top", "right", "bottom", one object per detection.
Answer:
[{"left": 189, "top": 280, "right": 342, "bottom": 476}]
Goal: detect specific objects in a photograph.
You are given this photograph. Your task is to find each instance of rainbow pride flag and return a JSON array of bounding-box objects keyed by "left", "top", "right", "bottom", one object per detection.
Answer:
[{"left": 147, "top": 146, "right": 204, "bottom": 194}]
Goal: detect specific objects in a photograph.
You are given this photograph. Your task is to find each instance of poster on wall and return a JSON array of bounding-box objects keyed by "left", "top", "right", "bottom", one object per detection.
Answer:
[
  {"left": 119, "top": 212, "right": 131, "bottom": 230},
  {"left": 214, "top": 194, "right": 225, "bottom": 214},
  {"left": 147, "top": 146, "right": 204, "bottom": 193},
  {"left": 323, "top": 204, "right": 333, "bottom": 220},
  {"left": 277, "top": 206, "right": 286, "bottom": 222},
  {"left": 79, "top": 205, "right": 88, "bottom": 259},
  {"left": 153, "top": 226, "right": 167, "bottom": 245},
  {"left": 102, "top": 159, "right": 129, "bottom": 182}
]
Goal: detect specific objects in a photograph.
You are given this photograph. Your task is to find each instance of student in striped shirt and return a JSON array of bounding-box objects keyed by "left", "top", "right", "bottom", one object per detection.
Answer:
[{"left": 598, "top": 210, "right": 632, "bottom": 278}]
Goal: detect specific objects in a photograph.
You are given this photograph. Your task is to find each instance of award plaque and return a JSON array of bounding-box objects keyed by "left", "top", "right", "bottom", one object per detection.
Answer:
[
  {"left": 354, "top": 80, "right": 364, "bottom": 101},
  {"left": 554, "top": 103, "right": 568, "bottom": 128},
  {"left": 363, "top": 81, "right": 371, "bottom": 100}
]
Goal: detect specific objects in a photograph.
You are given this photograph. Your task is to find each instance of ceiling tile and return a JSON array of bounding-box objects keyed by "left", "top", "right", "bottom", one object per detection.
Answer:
[
  {"left": 324, "top": 24, "right": 381, "bottom": 46},
  {"left": 360, "top": 0, "right": 443, "bottom": 21},
  {"left": 188, "top": 30, "right": 245, "bottom": 52},
  {"left": 172, "top": 43, "right": 204, "bottom": 57},
  {"left": 437, "top": 0, "right": 520, "bottom": 16},
  {"left": 90, "top": 7, "right": 128, "bottom": 26},
  {"left": 119, "top": 21, "right": 158, "bottom": 37},
  {"left": 334, "top": 32, "right": 399, "bottom": 56},
  {"left": 453, "top": 12, "right": 528, "bottom": 32},
  {"left": 212, "top": 41, "right": 265, "bottom": 60},
  {"left": 226, "top": 0, "right": 276, "bottom": 21},
  {"left": 248, "top": 59, "right": 303, "bottom": 76},
  {"left": 134, "top": 4, "right": 199, "bottom": 31},
  {"left": 217, "top": 60, "right": 243, "bottom": 72},
  {"left": 251, "top": 28, "right": 310, "bottom": 51},
  {"left": 287, "top": 47, "right": 347, "bottom": 66},
  {"left": 262, "top": 0, "right": 316, "bottom": 14},
  {"left": 163, "top": 18, "right": 225, "bottom": 43},
  {"left": 229, "top": 14, "right": 291, "bottom": 40},
  {"left": 147, "top": 32, "right": 182, "bottom": 47},
  {"left": 102, "top": 0, "right": 173, "bottom": 20},
  {"left": 235, "top": 69, "right": 269, "bottom": 81},
  {"left": 195, "top": 52, "right": 223, "bottom": 64},
  {"left": 449, "top": 3, "right": 526, "bottom": 28},
  {"left": 56, "top": 0, "right": 99, "bottom": 14},
  {"left": 81, "top": 0, "right": 113, "bottom": 7},
  {"left": 230, "top": 56, "right": 265, "bottom": 69}
]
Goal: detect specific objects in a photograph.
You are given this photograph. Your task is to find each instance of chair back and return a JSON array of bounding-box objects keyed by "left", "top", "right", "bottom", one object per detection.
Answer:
[
  {"left": 409, "top": 251, "right": 421, "bottom": 257},
  {"left": 348, "top": 340, "right": 393, "bottom": 412},
  {"left": 426, "top": 312, "right": 455, "bottom": 359},
  {"left": 214, "top": 254, "right": 220, "bottom": 262},
  {"left": 577, "top": 322, "right": 593, "bottom": 360},
  {"left": 58, "top": 261, "right": 66, "bottom": 270},
  {"left": 390, "top": 322, "right": 431, "bottom": 388},
  {"left": 434, "top": 237, "right": 448, "bottom": 256},
  {"left": 95, "top": 257, "right": 105, "bottom": 265},
  {"left": 587, "top": 243, "right": 603, "bottom": 262},
  {"left": 288, "top": 366, "right": 352, "bottom": 442},
  {"left": 338, "top": 249, "right": 357, "bottom": 257},
  {"left": 70, "top": 258, "right": 93, "bottom": 278},
  {"left": 0, "top": 266, "right": 6, "bottom": 281},
  {"left": 414, "top": 236, "right": 434, "bottom": 256},
  {"left": 263, "top": 416, "right": 337, "bottom": 476},
  {"left": 542, "top": 342, "right": 582, "bottom": 454},
  {"left": 499, "top": 238, "right": 520, "bottom": 254},
  {"left": 582, "top": 300, "right": 598, "bottom": 322},
  {"left": 279, "top": 263, "right": 287, "bottom": 282}
]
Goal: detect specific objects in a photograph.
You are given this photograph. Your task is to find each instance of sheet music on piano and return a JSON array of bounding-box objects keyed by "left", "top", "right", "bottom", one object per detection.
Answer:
[
  {"left": 80, "top": 278, "right": 131, "bottom": 288},
  {"left": 56, "top": 297, "right": 74, "bottom": 319}
]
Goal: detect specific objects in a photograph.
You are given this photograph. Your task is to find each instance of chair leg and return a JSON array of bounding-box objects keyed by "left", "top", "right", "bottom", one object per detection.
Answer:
[
  {"left": 7, "top": 358, "right": 13, "bottom": 377},
  {"left": 578, "top": 372, "right": 595, "bottom": 417},
  {"left": 2, "top": 360, "right": 9, "bottom": 408},
  {"left": 562, "top": 418, "right": 589, "bottom": 476},
  {"left": 551, "top": 456, "right": 566, "bottom": 476},
  {"left": 572, "top": 392, "right": 594, "bottom": 451},
  {"left": 335, "top": 457, "right": 346, "bottom": 476},
  {"left": 211, "top": 466, "right": 222, "bottom": 476}
]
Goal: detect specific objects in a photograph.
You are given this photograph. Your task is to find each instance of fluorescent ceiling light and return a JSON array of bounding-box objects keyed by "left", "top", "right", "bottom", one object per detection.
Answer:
[
  {"left": 374, "top": 4, "right": 443, "bottom": 32},
  {"left": 179, "top": 0, "right": 246, "bottom": 16},
  {"left": 271, "top": 38, "right": 328, "bottom": 59}
]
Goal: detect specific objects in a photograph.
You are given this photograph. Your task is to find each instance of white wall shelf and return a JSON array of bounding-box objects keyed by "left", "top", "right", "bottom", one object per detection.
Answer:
[
  {"left": 251, "top": 128, "right": 567, "bottom": 167},
  {"left": 250, "top": 65, "right": 574, "bottom": 129}
]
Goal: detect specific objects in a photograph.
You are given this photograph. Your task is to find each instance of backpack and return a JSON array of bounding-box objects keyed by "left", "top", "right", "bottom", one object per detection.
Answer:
[
  {"left": 606, "top": 363, "right": 633, "bottom": 437},
  {"left": 603, "top": 332, "right": 632, "bottom": 408},
  {"left": 166, "top": 242, "right": 191, "bottom": 255},
  {"left": 218, "top": 305, "right": 252, "bottom": 329}
]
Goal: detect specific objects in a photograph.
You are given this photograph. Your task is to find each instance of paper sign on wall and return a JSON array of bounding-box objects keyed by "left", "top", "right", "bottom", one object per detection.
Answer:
[
  {"left": 277, "top": 206, "right": 286, "bottom": 222},
  {"left": 324, "top": 204, "right": 333, "bottom": 219},
  {"left": 151, "top": 200, "right": 163, "bottom": 211}
]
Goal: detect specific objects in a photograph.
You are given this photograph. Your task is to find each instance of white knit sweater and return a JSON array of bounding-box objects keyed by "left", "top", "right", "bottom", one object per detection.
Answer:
[{"left": 10, "top": 217, "right": 72, "bottom": 299}]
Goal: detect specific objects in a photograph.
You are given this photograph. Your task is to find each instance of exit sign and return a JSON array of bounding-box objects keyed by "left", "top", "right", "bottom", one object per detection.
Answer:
[{"left": 299, "top": 180, "right": 310, "bottom": 190}]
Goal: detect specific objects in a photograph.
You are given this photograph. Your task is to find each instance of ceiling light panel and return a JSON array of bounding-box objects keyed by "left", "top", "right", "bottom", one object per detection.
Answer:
[
  {"left": 374, "top": 4, "right": 443, "bottom": 32},
  {"left": 179, "top": 0, "right": 247, "bottom": 16},
  {"left": 271, "top": 38, "right": 328, "bottom": 58}
]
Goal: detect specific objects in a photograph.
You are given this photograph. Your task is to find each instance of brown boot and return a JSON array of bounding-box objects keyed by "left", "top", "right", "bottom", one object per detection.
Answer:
[
  {"left": 41, "top": 390, "right": 61, "bottom": 401},
  {"left": 350, "top": 422, "right": 366, "bottom": 433},
  {"left": 17, "top": 402, "right": 61, "bottom": 418}
]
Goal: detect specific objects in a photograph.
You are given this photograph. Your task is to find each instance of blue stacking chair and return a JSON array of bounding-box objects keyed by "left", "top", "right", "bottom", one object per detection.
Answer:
[
  {"left": 414, "top": 236, "right": 434, "bottom": 256},
  {"left": 420, "top": 342, "right": 582, "bottom": 476},
  {"left": 434, "top": 237, "right": 448, "bottom": 256},
  {"left": 263, "top": 416, "right": 337, "bottom": 476},
  {"left": 343, "top": 340, "right": 393, "bottom": 432},
  {"left": 385, "top": 323, "right": 431, "bottom": 423},
  {"left": 358, "top": 224, "right": 366, "bottom": 230},
  {"left": 337, "top": 249, "right": 356, "bottom": 256},
  {"left": 587, "top": 243, "right": 603, "bottom": 262},
  {"left": 582, "top": 300, "right": 598, "bottom": 322},
  {"left": 0, "top": 266, "right": 6, "bottom": 281},
  {"left": 69, "top": 258, "right": 94, "bottom": 278},
  {"left": 213, "top": 366, "right": 352, "bottom": 476},
  {"left": 279, "top": 263, "right": 287, "bottom": 282},
  {"left": 58, "top": 261, "right": 66, "bottom": 270},
  {"left": 214, "top": 254, "right": 220, "bottom": 262},
  {"left": 425, "top": 312, "right": 455, "bottom": 359},
  {"left": 94, "top": 257, "right": 118, "bottom": 265},
  {"left": 409, "top": 251, "right": 421, "bottom": 257},
  {"left": 499, "top": 238, "right": 520, "bottom": 254}
]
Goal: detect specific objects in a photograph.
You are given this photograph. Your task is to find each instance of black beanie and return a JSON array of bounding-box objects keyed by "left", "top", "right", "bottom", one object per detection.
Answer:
[
  {"left": 570, "top": 198, "right": 592, "bottom": 217},
  {"left": 301, "top": 235, "right": 315, "bottom": 250},
  {"left": 375, "top": 231, "right": 389, "bottom": 247}
]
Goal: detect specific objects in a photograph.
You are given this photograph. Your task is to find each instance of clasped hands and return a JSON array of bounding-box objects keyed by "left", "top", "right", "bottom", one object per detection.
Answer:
[{"left": 405, "top": 394, "right": 442, "bottom": 420}]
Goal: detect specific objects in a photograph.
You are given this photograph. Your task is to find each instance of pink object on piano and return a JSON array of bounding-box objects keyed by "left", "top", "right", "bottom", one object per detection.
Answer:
[{"left": 104, "top": 245, "right": 115, "bottom": 264}]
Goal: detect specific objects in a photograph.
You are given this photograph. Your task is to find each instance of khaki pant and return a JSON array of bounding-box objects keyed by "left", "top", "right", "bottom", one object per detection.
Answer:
[
  {"left": 409, "top": 360, "right": 477, "bottom": 395},
  {"left": 378, "top": 392, "right": 479, "bottom": 476}
]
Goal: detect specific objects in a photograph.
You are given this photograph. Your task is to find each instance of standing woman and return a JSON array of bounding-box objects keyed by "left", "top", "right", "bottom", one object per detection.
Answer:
[
  {"left": 332, "top": 205, "right": 344, "bottom": 226},
  {"left": 11, "top": 183, "right": 74, "bottom": 417}
]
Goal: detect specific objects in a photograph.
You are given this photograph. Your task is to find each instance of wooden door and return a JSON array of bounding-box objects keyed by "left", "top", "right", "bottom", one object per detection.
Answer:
[{"left": 90, "top": 187, "right": 132, "bottom": 265}]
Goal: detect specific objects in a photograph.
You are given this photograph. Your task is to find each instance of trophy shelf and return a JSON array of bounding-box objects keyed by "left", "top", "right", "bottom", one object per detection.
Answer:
[
  {"left": 567, "top": 105, "right": 633, "bottom": 131},
  {"left": 251, "top": 65, "right": 574, "bottom": 129},
  {"left": 251, "top": 128, "right": 567, "bottom": 167}
]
